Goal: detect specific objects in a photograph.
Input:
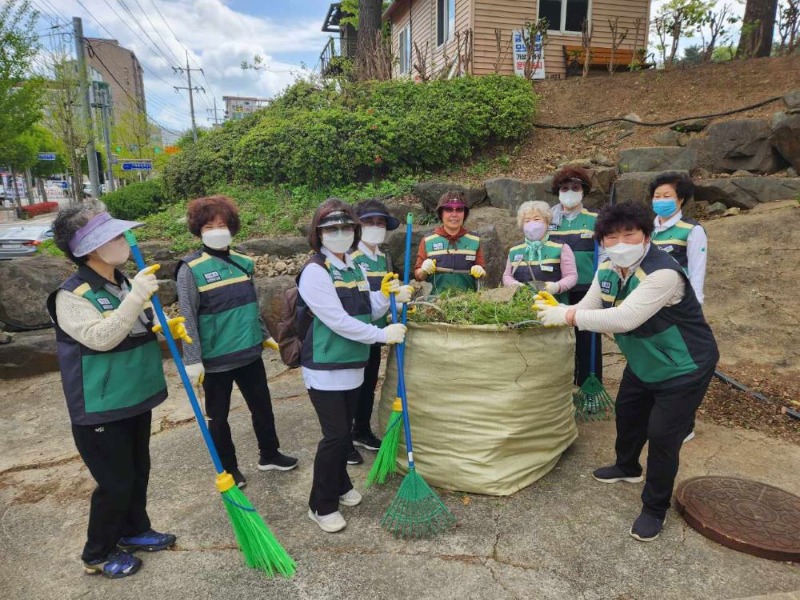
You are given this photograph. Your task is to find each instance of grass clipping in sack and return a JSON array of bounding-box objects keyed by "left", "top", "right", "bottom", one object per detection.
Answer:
[{"left": 409, "top": 286, "right": 543, "bottom": 328}]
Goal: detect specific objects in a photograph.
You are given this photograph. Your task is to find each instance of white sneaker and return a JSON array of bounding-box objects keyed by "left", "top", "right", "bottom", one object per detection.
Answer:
[
  {"left": 308, "top": 509, "right": 347, "bottom": 533},
  {"left": 339, "top": 488, "right": 362, "bottom": 507},
  {"left": 683, "top": 431, "right": 696, "bottom": 444}
]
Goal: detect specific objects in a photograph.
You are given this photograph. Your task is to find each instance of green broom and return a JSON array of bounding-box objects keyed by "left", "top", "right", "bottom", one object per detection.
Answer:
[
  {"left": 125, "top": 231, "right": 295, "bottom": 577},
  {"left": 367, "top": 212, "right": 414, "bottom": 487},
  {"left": 381, "top": 294, "right": 456, "bottom": 538},
  {"left": 573, "top": 243, "right": 613, "bottom": 422}
]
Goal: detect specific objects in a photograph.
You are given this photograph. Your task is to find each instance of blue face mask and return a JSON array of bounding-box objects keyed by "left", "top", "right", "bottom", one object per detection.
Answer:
[{"left": 652, "top": 198, "right": 678, "bottom": 218}]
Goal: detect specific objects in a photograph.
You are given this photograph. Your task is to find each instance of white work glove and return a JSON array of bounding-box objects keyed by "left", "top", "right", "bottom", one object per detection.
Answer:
[
  {"left": 130, "top": 264, "right": 160, "bottom": 302},
  {"left": 420, "top": 259, "right": 436, "bottom": 275},
  {"left": 184, "top": 362, "right": 205, "bottom": 386},
  {"left": 535, "top": 303, "right": 569, "bottom": 327},
  {"left": 395, "top": 285, "right": 413, "bottom": 304},
  {"left": 544, "top": 282, "right": 560, "bottom": 295},
  {"left": 470, "top": 265, "right": 486, "bottom": 279},
  {"left": 383, "top": 323, "right": 407, "bottom": 345}
]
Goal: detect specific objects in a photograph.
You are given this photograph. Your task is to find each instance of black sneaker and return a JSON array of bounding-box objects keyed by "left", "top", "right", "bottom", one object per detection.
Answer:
[
  {"left": 592, "top": 465, "right": 644, "bottom": 484},
  {"left": 630, "top": 512, "right": 666, "bottom": 542},
  {"left": 258, "top": 452, "right": 299, "bottom": 472},
  {"left": 118, "top": 529, "right": 176, "bottom": 552},
  {"left": 353, "top": 431, "right": 382, "bottom": 452},
  {"left": 83, "top": 550, "right": 142, "bottom": 578},
  {"left": 347, "top": 446, "right": 363, "bottom": 465},
  {"left": 231, "top": 468, "right": 247, "bottom": 489}
]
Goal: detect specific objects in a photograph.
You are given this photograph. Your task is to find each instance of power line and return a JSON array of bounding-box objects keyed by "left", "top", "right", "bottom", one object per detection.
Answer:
[
  {"left": 129, "top": 0, "right": 182, "bottom": 65},
  {"left": 114, "top": 0, "right": 179, "bottom": 67}
]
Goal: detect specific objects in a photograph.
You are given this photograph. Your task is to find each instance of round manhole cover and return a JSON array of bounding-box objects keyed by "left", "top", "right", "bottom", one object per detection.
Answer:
[{"left": 675, "top": 476, "right": 800, "bottom": 562}]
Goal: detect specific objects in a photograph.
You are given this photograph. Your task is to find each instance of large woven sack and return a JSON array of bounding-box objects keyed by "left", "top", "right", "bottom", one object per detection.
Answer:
[{"left": 378, "top": 322, "right": 577, "bottom": 496}]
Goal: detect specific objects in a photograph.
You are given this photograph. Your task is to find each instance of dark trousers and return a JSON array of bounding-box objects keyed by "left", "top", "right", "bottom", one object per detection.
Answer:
[
  {"left": 614, "top": 365, "right": 715, "bottom": 519},
  {"left": 202, "top": 358, "right": 280, "bottom": 472},
  {"left": 569, "top": 289, "right": 603, "bottom": 386},
  {"left": 308, "top": 387, "right": 359, "bottom": 516},
  {"left": 72, "top": 411, "right": 152, "bottom": 562},
  {"left": 353, "top": 345, "right": 382, "bottom": 437}
]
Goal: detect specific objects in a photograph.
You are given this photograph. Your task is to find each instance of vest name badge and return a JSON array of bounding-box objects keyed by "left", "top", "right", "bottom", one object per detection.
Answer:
[
  {"left": 661, "top": 245, "right": 675, "bottom": 253},
  {"left": 357, "top": 281, "right": 369, "bottom": 292},
  {"left": 203, "top": 271, "right": 222, "bottom": 283},
  {"left": 332, "top": 270, "right": 344, "bottom": 281},
  {"left": 96, "top": 297, "right": 114, "bottom": 310},
  {"left": 541, "top": 265, "right": 554, "bottom": 272},
  {"left": 548, "top": 224, "right": 558, "bottom": 230},
  {"left": 466, "top": 254, "right": 476, "bottom": 261},
  {"left": 600, "top": 280, "right": 613, "bottom": 293},
  {"left": 513, "top": 254, "right": 524, "bottom": 262},
  {"left": 580, "top": 232, "right": 594, "bottom": 239},
  {"left": 432, "top": 242, "right": 444, "bottom": 251}
]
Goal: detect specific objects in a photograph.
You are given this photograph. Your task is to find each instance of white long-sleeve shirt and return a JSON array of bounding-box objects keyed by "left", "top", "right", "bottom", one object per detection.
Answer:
[
  {"left": 573, "top": 246, "right": 686, "bottom": 334},
  {"left": 297, "top": 247, "right": 389, "bottom": 391},
  {"left": 653, "top": 212, "right": 707, "bottom": 304}
]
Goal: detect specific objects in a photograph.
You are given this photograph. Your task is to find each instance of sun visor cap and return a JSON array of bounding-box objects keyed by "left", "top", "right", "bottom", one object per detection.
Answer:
[
  {"left": 69, "top": 212, "right": 144, "bottom": 257},
  {"left": 317, "top": 210, "right": 356, "bottom": 229}
]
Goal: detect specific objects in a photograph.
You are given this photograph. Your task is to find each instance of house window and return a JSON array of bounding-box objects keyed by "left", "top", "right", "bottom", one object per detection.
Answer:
[
  {"left": 398, "top": 25, "right": 412, "bottom": 75},
  {"left": 437, "top": 0, "right": 456, "bottom": 46},
  {"left": 538, "top": 0, "right": 589, "bottom": 33}
]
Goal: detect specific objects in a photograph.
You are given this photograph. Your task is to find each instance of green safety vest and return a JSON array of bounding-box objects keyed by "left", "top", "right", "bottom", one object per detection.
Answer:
[
  {"left": 424, "top": 232, "right": 480, "bottom": 295},
  {"left": 548, "top": 209, "right": 597, "bottom": 291},
  {"left": 507, "top": 239, "right": 568, "bottom": 303},
  {"left": 652, "top": 217, "right": 701, "bottom": 272},
  {"left": 349, "top": 247, "right": 390, "bottom": 327},
  {"left": 180, "top": 249, "right": 263, "bottom": 369},
  {"left": 300, "top": 254, "right": 373, "bottom": 370},
  {"left": 597, "top": 246, "right": 718, "bottom": 385},
  {"left": 47, "top": 270, "right": 167, "bottom": 426}
]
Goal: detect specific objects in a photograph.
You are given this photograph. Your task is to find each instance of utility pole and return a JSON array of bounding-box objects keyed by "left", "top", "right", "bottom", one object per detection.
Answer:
[
  {"left": 100, "top": 86, "right": 115, "bottom": 192},
  {"left": 73, "top": 17, "right": 102, "bottom": 198},
  {"left": 173, "top": 51, "right": 204, "bottom": 142},
  {"left": 206, "top": 97, "right": 223, "bottom": 126}
]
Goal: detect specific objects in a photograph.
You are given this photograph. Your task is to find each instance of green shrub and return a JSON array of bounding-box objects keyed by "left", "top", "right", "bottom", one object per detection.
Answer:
[
  {"left": 103, "top": 180, "right": 169, "bottom": 220},
  {"left": 163, "top": 76, "right": 539, "bottom": 199}
]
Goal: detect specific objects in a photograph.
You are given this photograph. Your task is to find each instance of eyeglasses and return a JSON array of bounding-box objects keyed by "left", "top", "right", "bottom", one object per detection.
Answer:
[
  {"left": 559, "top": 183, "right": 583, "bottom": 193},
  {"left": 320, "top": 225, "right": 355, "bottom": 234},
  {"left": 442, "top": 206, "right": 465, "bottom": 213}
]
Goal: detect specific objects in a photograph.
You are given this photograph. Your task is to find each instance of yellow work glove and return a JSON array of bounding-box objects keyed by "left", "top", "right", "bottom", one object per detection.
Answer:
[
  {"left": 263, "top": 337, "right": 279, "bottom": 351},
  {"left": 381, "top": 272, "right": 400, "bottom": 298},
  {"left": 152, "top": 316, "right": 192, "bottom": 344},
  {"left": 470, "top": 265, "right": 486, "bottom": 279},
  {"left": 533, "top": 291, "right": 559, "bottom": 307}
]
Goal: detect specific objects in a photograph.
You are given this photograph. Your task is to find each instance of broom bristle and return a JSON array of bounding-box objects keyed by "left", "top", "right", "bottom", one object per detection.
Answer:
[
  {"left": 221, "top": 486, "right": 296, "bottom": 577},
  {"left": 381, "top": 469, "right": 456, "bottom": 538},
  {"left": 574, "top": 374, "right": 615, "bottom": 422},
  {"left": 366, "top": 411, "right": 403, "bottom": 488}
]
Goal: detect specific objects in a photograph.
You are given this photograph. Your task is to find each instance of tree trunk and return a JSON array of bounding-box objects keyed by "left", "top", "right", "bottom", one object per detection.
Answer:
[
  {"left": 355, "top": 0, "right": 385, "bottom": 80},
  {"left": 24, "top": 169, "right": 35, "bottom": 205},
  {"left": 737, "top": 0, "right": 779, "bottom": 58},
  {"left": 37, "top": 178, "right": 48, "bottom": 203},
  {"left": 10, "top": 169, "right": 22, "bottom": 210}
]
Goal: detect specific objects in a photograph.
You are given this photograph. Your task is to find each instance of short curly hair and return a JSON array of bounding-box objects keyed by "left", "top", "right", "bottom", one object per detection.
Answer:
[
  {"left": 595, "top": 200, "right": 654, "bottom": 242},
  {"left": 551, "top": 166, "right": 592, "bottom": 195},
  {"left": 51, "top": 200, "right": 106, "bottom": 265},
  {"left": 647, "top": 171, "right": 695, "bottom": 202},
  {"left": 186, "top": 195, "right": 241, "bottom": 237},
  {"left": 516, "top": 201, "right": 552, "bottom": 227}
]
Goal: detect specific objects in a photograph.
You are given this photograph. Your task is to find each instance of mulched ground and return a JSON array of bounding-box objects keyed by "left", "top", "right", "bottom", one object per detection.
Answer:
[{"left": 700, "top": 364, "right": 800, "bottom": 445}]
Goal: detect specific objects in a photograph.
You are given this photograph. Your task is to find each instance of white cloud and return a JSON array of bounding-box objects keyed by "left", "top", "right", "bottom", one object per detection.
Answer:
[{"left": 56, "top": 0, "right": 329, "bottom": 134}]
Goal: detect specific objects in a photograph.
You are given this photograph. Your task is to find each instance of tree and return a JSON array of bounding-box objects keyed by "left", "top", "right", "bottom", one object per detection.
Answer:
[
  {"left": 354, "top": 0, "right": 391, "bottom": 80},
  {"left": 737, "top": 0, "right": 780, "bottom": 58},
  {"left": 0, "top": 0, "right": 45, "bottom": 187},
  {"left": 652, "top": 0, "right": 709, "bottom": 68}
]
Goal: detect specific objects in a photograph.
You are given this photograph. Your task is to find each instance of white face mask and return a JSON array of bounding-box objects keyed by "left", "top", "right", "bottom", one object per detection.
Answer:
[
  {"left": 360, "top": 225, "right": 386, "bottom": 246},
  {"left": 559, "top": 190, "right": 583, "bottom": 209},
  {"left": 202, "top": 228, "right": 232, "bottom": 250},
  {"left": 95, "top": 236, "right": 130, "bottom": 266},
  {"left": 605, "top": 242, "right": 646, "bottom": 269},
  {"left": 321, "top": 229, "right": 355, "bottom": 254}
]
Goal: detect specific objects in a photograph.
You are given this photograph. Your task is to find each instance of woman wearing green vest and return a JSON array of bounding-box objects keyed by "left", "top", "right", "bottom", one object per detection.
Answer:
[
  {"left": 176, "top": 196, "right": 298, "bottom": 491},
  {"left": 48, "top": 203, "right": 184, "bottom": 578},
  {"left": 547, "top": 166, "right": 603, "bottom": 386},
  {"left": 502, "top": 200, "right": 577, "bottom": 301},
  {"left": 414, "top": 192, "right": 486, "bottom": 294},
  {"left": 535, "top": 201, "right": 719, "bottom": 542},
  {"left": 298, "top": 198, "right": 411, "bottom": 533},
  {"left": 347, "top": 199, "right": 400, "bottom": 466}
]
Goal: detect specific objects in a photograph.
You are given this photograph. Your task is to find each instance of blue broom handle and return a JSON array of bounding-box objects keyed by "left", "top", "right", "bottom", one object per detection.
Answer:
[
  {"left": 589, "top": 241, "right": 600, "bottom": 374},
  {"left": 125, "top": 231, "right": 224, "bottom": 475},
  {"left": 401, "top": 213, "right": 413, "bottom": 323},
  {"left": 390, "top": 294, "right": 415, "bottom": 468}
]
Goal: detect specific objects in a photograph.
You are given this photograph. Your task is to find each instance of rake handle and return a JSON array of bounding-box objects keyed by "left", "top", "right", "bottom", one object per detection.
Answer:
[
  {"left": 390, "top": 294, "right": 415, "bottom": 468},
  {"left": 125, "top": 230, "right": 224, "bottom": 475}
]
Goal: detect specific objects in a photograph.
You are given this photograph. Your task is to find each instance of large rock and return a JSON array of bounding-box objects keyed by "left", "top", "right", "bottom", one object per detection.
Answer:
[
  {"left": 485, "top": 177, "right": 555, "bottom": 214},
  {"left": 157, "top": 278, "right": 177, "bottom": 306},
  {"left": 614, "top": 171, "right": 690, "bottom": 204},
  {"left": 384, "top": 223, "right": 505, "bottom": 288},
  {"left": 783, "top": 89, "right": 800, "bottom": 111},
  {"left": 694, "top": 177, "right": 800, "bottom": 209},
  {"left": 385, "top": 202, "right": 427, "bottom": 225},
  {"left": 691, "top": 119, "right": 785, "bottom": 174},
  {"left": 0, "top": 330, "right": 58, "bottom": 379},
  {"left": 618, "top": 147, "right": 697, "bottom": 173},
  {"left": 0, "top": 255, "right": 74, "bottom": 330},
  {"left": 238, "top": 236, "right": 310, "bottom": 257},
  {"left": 467, "top": 206, "right": 522, "bottom": 254},
  {"left": 771, "top": 113, "right": 800, "bottom": 172},
  {"left": 254, "top": 275, "right": 296, "bottom": 336},
  {"left": 412, "top": 182, "right": 487, "bottom": 213}
]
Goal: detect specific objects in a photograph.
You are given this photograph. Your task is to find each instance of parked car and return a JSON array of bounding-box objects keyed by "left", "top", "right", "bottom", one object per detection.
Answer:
[{"left": 0, "top": 225, "right": 54, "bottom": 259}]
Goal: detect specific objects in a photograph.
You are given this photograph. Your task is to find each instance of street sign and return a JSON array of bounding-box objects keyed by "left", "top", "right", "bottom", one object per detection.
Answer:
[
  {"left": 38, "top": 152, "right": 56, "bottom": 161},
  {"left": 165, "top": 146, "right": 180, "bottom": 154},
  {"left": 121, "top": 161, "right": 153, "bottom": 171},
  {"left": 58, "top": 181, "right": 69, "bottom": 189}
]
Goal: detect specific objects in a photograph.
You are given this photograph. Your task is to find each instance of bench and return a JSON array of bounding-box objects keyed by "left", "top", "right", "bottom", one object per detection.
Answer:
[{"left": 562, "top": 45, "right": 649, "bottom": 76}]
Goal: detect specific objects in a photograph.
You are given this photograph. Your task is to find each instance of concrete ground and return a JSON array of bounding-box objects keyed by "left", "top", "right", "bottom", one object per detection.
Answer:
[{"left": 1, "top": 352, "right": 799, "bottom": 600}]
